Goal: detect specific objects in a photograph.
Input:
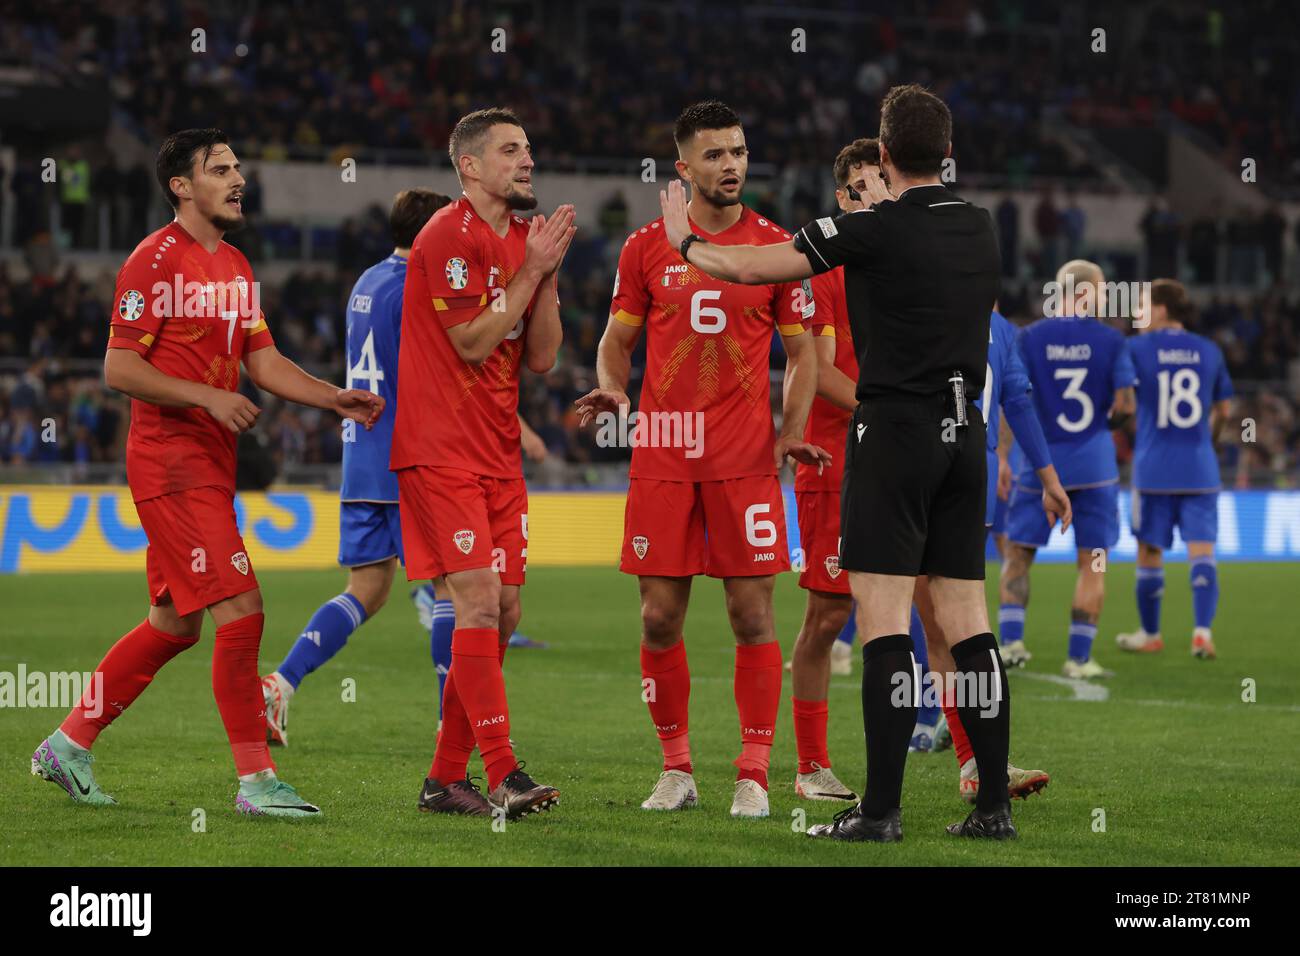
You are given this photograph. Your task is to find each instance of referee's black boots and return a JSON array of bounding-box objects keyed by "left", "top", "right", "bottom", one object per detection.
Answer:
[
  {"left": 807, "top": 804, "right": 903, "bottom": 843},
  {"left": 946, "top": 804, "right": 1018, "bottom": 840}
]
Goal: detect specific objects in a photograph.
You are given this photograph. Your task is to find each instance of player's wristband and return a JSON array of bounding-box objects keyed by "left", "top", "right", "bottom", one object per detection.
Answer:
[
  {"left": 680, "top": 233, "right": 706, "bottom": 263},
  {"left": 1003, "top": 391, "right": 1051, "bottom": 472}
]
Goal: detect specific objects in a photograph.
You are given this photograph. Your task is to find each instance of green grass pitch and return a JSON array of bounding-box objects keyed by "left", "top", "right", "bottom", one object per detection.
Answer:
[{"left": 2, "top": 563, "right": 1296, "bottom": 866}]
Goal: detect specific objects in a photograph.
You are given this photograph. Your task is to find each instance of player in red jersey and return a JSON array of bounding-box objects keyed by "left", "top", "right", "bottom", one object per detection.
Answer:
[
  {"left": 395, "top": 108, "right": 574, "bottom": 820},
  {"left": 30, "top": 129, "right": 383, "bottom": 818},
  {"left": 789, "top": 138, "right": 894, "bottom": 804},
  {"left": 576, "top": 102, "right": 830, "bottom": 818}
]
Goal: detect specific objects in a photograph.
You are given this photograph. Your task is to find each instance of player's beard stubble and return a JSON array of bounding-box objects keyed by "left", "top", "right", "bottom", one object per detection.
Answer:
[
  {"left": 693, "top": 179, "right": 742, "bottom": 208},
  {"left": 505, "top": 184, "right": 539, "bottom": 211}
]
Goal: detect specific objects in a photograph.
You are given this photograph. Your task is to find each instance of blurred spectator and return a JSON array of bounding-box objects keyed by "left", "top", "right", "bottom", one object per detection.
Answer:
[{"left": 1034, "top": 188, "right": 1060, "bottom": 275}]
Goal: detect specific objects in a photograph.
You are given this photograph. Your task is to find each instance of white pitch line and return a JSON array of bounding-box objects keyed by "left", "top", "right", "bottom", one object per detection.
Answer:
[{"left": 1009, "top": 670, "right": 1110, "bottom": 701}]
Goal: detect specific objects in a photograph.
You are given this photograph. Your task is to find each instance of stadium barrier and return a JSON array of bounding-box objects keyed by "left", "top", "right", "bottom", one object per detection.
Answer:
[{"left": 1, "top": 486, "right": 1298, "bottom": 574}]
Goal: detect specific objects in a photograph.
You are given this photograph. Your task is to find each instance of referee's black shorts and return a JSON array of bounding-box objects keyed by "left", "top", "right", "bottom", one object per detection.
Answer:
[{"left": 840, "top": 394, "right": 987, "bottom": 580}]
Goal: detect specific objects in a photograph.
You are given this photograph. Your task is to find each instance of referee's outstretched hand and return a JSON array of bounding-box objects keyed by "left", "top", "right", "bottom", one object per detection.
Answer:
[{"left": 774, "top": 435, "right": 832, "bottom": 473}]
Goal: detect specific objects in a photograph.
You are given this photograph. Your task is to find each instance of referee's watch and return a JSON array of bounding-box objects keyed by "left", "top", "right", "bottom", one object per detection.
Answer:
[{"left": 680, "top": 233, "right": 706, "bottom": 263}]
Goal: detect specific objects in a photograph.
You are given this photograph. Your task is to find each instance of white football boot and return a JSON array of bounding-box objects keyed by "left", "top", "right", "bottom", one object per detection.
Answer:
[
  {"left": 640, "top": 769, "right": 698, "bottom": 811},
  {"left": 261, "top": 673, "right": 292, "bottom": 746},
  {"left": 1116, "top": 629, "right": 1164, "bottom": 653},
  {"left": 1062, "top": 657, "right": 1112, "bottom": 679},
  {"left": 830, "top": 639, "right": 853, "bottom": 676},
  {"left": 795, "top": 762, "right": 858, "bottom": 802},
  {"left": 998, "top": 639, "right": 1032, "bottom": 667},
  {"left": 730, "top": 779, "right": 770, "bottom": 818}
]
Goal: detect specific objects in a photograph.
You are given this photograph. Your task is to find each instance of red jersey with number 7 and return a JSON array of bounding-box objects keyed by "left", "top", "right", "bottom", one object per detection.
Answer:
[
  {"left": 107, "top": 221, "right": 273, "bottom": 503},
  {"left": 609, "top": 207, "right": 812, "bottom": 482},
  {"left": 391, "top": 197, "right": 534, "bottom": 479}
]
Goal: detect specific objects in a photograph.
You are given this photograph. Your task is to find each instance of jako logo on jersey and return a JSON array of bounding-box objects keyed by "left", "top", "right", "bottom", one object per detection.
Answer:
[
  {"left": 824, "top": 555, "right": 841, "bottom": 579},
  {"left": 454, "top": 529, "right": 476, "bottom": 554},
  {"left": 475, "top": 714, "right": 506, "bottom": 728},
  {"left": 743, "top": 727, "right": 774, "bottom": 736},
  {"left": 230, "top": 551, "right": 249, "bottom": 576},
  {"left": 445, "top": 257, "right": 469, "bottom": 290},
  {"left": 118, "top": 290, "right": 145, "bottom": 322},
  {"left": 632, "top": 535, "right": 649, "bottom": 559}
]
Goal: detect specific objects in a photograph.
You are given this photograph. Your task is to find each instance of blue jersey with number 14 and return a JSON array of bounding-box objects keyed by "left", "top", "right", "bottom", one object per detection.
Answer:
[
  {"left": 1130, "top": 328, "right": 1232, "bottom": 493},
  {"left": 1015, "top": 315, "right": 1135, "bottom": 490},
  {"left": 340, "top": 254, "right": 405, "bottom": 502}
]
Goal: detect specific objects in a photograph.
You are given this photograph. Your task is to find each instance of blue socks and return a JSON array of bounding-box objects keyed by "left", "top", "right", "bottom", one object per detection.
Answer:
[
  {"left": 1067, "top": 618, "right": 1098, "bottom": 663},
  {"left": 277, "top": 592, "right": 367, "bottom": 689},
  {"left": 1190, "top": 558, "right": 1218, "bottom": 630},
  {"left": 998, "top": 603, "right": 1025, "bottom": 645},
  {"left": 1136, "top": 565, "right": 1164, "bottom": 634},
  {"left": 431, "top": 597, "right": 455, "bottom": 716},
  {"left": 909, "top": 605, "right": 941, "bottom": 728}
]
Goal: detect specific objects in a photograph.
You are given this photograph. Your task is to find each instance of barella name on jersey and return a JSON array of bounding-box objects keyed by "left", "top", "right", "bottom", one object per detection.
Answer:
[
  {"left": 120, "top": 276, "right": 260, "bottom": 321},
  {"left": 1157, "top": 349, "right": 1201, "bottom": 364}
]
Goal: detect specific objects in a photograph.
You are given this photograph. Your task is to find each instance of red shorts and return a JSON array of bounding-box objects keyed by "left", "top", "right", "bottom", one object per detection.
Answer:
[
  {"left": 620, "top": 476, "right": 790, "bottom": 578},
  {"left": 796, "top": 490, "right": 849, "bottom": 595},
  {"left": 134, "top": 485, "right": 259, "bottom": 617},
  {"left": 397, "top": 465, "right": 527, "bottom": 585}
]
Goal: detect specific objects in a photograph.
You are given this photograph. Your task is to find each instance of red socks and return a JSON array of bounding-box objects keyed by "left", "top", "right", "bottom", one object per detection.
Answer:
[
  {"left": 640, "top": 639, "right": 692, "bottom": 773},
  {"left": 942, "top": 695, "right": 974, "bottom": 766},
  {"left": 60, "top": 618, "right": 198, "bottom": 749},
  {"left": 791, "top": 697, "right": 830, "bottom": 774},
  {"left": 212, "top": 612, "right": 274, "bottom": 777},
  {"left": 734, "top": 642, "right": 782, "bottom": 789},
  {"left": 429, "top": 665, "right": 476, "bottom": 785},
  {"left": 451, "top": 628, "right": 515, "bottom": 790}
]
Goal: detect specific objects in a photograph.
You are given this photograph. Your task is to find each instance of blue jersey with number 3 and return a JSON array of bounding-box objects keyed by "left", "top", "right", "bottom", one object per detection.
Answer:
[
  {"left": 1130, "top": 328, "right": 1232, "bottom": 492},
  {"left": 976, "top": 311, "right": 1032, "bottom": 453},
  {"left": 340, "top": 254, "right": 405, "bottom": 502},
  {"left": 1015, "top": 316, "right": 1135, "bottom": 490}
]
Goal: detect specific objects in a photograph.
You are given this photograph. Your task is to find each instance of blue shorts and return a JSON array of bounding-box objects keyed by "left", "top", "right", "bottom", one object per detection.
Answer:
[
  {"left": 339, "top": 501, "right": 404, "bottom": 567},
  {"left": 1131, "top": 490, "right": 1218, "bottom": 549},
  {"left": 1008, "top": 482, "right": 1118, "bottom": 551},
  {"left": 985, "top": 450, "right": 1008, "bottom": 532}
]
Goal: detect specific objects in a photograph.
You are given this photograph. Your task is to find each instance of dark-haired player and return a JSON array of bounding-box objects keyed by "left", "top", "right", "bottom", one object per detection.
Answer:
[
  {"left": 261, "top": 189, "right": 450, "bottom": 744},
  {"left": 397, "top": 108, "right": 573, "bottom": 819},
  {"left": 31, "top": 129, "right": 383, "bottom": 818},
  {"left": 577, "top": 101, "right": 828, "bottom": 819},
  {"left": 1116, "top": 279, "right": 1232, "bottom": 658}
]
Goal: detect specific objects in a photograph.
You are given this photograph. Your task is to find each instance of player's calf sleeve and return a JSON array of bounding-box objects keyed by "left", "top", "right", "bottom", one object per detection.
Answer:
[
  {"left": 1136, "top": 566, "right": 1165, "bottom": 635},
  {"left": 449, "top": 627, "right": 515, "bottom": 790},
  {"left": 1067, "top": 614, "right": 1098, "bottom": 663},
  {"left": 792, "top": 698, "right": 830, "bottom": 774},
  {"left": 278, "top": 592, "right": 367, "bottom": 689},
  {"left": 59, "top": 618, "right": 198, "bottom": 749},
  {"left": 835, "top": 611, "right": 857, "bottom": 646},
  {"left": 859, "top": 634, "right": 918, "bottom": 818},
  {"left": 998, "top": 603, "right": 1025, "bottom": 645},
  {"left": 1190, "top": 558, "right": 1219, "bottom": 630},
  {"left": 430, "top": 598, "right": 454, "bottom": 717},
  {"left": 909, "top": 606, "right": 940, "bottom": 727},
  {"left": 734, "top": 642, "right": 781, "bottom": 788},
  {"left": 212, "top": 613, "right": 274, "bottom": 777},
  {"left": 641, "top": 639, "right": 692, "bottom": 773},
  {"left": 429, "top": 667, "right": 475, "bottom": 784},
  {"left": 950, "top": 633, "right": 1010, "bottom": 814},
  {"left": 941, "top": 695, "right": 975, "bottom": 767}
]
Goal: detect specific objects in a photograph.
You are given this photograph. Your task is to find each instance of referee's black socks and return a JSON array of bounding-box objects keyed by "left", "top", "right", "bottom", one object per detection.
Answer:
[
  {"left": 950, "top": 632, "right": 1011, "bottom": 813},
  {"left": 859, "top": 634, "right": 919, "bottom": 819}
]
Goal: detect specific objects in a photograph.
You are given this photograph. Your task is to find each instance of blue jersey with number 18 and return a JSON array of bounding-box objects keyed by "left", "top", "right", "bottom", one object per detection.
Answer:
[
  {"left": 340, "top": 253, "right": 405, "bottom": 502},
  {"left": 1130, "top": 327, "right": 1232, "bottom": 492},
  {"left": 1014, "top": 315, "right": 1135, "bottom": 490}
]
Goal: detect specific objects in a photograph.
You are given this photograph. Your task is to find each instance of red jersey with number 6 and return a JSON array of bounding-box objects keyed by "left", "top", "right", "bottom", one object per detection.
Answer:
[
  {"left": 609, "top": 207, "right": 812, "bottom": 482},
  {"left": 107, "top": 221, "right": 273, "bottom": 503},
  {"left": 391, "top": 197, "right": 534, "bottom": 479},
  {"left": 796, "top": 268, "right": 858, "bottom": 493}
]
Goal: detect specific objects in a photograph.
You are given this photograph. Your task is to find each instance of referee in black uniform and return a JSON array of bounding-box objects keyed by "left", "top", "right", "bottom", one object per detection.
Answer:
[{"left": 659, "top": 84, "right": 1070, "bottom": 842}]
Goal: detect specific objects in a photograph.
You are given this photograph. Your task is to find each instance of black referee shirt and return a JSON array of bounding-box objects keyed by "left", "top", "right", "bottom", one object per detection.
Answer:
[{"left": 793, "top": 183, "right": 1000, "bottom": 402}]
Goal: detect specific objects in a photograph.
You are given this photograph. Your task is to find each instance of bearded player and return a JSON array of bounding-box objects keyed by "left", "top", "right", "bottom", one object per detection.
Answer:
[
  {"left": 31, "top": 129, "right": 383, "bottom": 817},
  {"left": 789, "top": 138, "right": 892, "bottom": 803},
  {"left": 576, "top": 101, "right": 829, "bottom": 819},
  {"left": 396, "top": 108, "right": 574, "bottom": 819}
]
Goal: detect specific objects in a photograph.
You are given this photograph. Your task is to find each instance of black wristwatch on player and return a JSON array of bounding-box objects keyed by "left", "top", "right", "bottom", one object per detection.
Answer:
[{"left": 680, "top": 233, "right": 706, "bottom": 262}]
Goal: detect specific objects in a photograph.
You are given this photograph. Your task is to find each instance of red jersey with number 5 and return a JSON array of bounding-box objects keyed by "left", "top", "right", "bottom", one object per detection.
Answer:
[
  {"left": 107, "top": 221, "right": 273, "bottom": 503},
  {"left": 609, "top": 207, "right": 812, "bottom": 482},
  {"left": 391, "top": 197, "right": 534, "bottom": 479},
  {"left": 796, "top": 268, "right": 858, "bottom": 492}
]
